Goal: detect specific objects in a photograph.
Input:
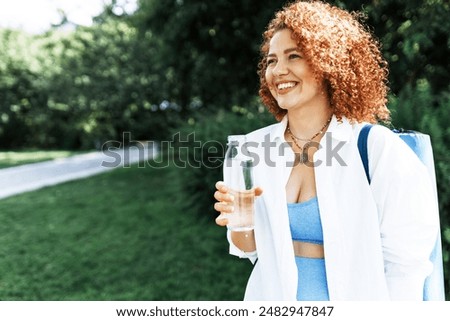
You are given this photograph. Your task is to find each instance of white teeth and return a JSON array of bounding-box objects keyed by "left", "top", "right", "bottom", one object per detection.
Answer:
[{"left": 277, "top": 82, "right": 296, "bottom": 90}]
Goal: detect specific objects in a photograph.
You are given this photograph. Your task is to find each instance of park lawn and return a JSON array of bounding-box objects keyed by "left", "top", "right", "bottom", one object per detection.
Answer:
[
  {"left": 0, "top": 150, "right": 84, "bottom": 169},
  {"left": 0, "top": 160, "right": 252, "bottom": 300}
]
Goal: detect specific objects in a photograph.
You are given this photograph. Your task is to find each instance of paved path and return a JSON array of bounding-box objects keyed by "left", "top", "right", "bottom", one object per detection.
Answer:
[{"left": 0, "top": 144, "right": 157, "bottom": 200}]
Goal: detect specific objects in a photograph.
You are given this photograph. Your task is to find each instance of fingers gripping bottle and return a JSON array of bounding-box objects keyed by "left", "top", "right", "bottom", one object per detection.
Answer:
[{"left": 223, "top": 135, "right": 255, "bottom": 231}]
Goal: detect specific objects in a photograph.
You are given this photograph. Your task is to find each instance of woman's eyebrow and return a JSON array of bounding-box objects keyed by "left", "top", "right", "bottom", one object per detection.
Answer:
[{"left": 267, "top": 47, "right": 300, "bottom": 57}]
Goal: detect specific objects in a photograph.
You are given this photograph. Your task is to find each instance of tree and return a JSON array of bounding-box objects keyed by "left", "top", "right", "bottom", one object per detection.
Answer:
[
  {"left": 132, "top": 0, "right": 287, "bottom": 115},
  {"left": 43, "top": 16, "right": 179, "bottom": 148},
  {"left": 0, "top": 29, "right": 50, "bottom": 148}
]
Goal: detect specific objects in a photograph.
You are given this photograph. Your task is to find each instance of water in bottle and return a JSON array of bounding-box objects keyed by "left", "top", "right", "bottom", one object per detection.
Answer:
[{"left": 223, "top": 135, "right": 255, "bottom": 231}]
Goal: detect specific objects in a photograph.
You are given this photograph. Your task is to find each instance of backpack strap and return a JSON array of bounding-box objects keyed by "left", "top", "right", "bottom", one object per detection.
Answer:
[{"left": 357, "top": 124, "right": 373, "bottom": 184}]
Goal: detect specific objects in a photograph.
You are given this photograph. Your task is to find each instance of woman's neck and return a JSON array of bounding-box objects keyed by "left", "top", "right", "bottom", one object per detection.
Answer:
[{"left": 287, "top": 106, "right": 333, "bottom": 140}]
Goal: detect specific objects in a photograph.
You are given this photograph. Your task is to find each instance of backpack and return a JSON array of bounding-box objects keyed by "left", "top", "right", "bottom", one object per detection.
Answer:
[{"left": 358, "top": 124, "right": 445, "bottom": 301}]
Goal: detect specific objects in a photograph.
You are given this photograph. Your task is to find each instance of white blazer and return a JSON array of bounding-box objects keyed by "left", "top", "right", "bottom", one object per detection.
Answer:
[{"left": 226, "top": 115, "right": 439, "bottom": 300}]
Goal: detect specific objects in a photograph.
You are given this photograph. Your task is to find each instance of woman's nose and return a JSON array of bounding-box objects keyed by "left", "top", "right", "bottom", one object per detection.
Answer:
[{"left": 272, "top": 59, "right": 289, "bottom": 76}]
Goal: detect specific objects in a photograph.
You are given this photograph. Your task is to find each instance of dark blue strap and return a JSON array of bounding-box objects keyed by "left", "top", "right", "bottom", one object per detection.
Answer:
[{"left": 357, "top": 124, "right": 373, "bottom": 184}]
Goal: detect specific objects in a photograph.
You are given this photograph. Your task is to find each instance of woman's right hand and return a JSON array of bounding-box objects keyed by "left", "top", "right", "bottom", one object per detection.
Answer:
[
  {"left": 213, "top": 181, "right": 234, "bottom": 226},
  {"left": 214, "top": 181, "right": 262, "bottom": 253},
  {"left": 213, "top": 181, "right": 263, "bottom": 227}
]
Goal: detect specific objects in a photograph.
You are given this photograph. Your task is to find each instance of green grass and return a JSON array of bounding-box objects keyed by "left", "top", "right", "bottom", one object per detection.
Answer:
[
  {"left": 0, "top": 160, "right": 252, "bottom": 300},
  {"left": 0, "top": 150, "right": 84, "bottom": 169}
]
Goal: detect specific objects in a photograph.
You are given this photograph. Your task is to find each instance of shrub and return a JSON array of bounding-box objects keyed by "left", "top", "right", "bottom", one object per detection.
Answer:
[{"left": 165, "top": 106, "right": 274, "bottom": 219}]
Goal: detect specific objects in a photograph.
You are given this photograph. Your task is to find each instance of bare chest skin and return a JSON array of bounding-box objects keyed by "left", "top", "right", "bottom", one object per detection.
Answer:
[
  {"left": 284, "top": 133, "right": 318, "bottom": 203},
  {"left": 285, "top": 159, "right": 317, "bottom": 203}
]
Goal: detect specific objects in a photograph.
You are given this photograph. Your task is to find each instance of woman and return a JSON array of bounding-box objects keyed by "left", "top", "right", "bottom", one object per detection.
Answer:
[{"left": 214, "top": 0, "right": 439, "bottom": 301}]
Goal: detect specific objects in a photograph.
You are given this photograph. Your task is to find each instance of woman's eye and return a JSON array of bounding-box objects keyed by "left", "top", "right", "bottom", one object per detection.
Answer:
[
  {"left": 289, "top": 53, "right": 302, "bottom": 59},
  {"left": 267, "top": 58, "right": 276, "bottom": 65}
]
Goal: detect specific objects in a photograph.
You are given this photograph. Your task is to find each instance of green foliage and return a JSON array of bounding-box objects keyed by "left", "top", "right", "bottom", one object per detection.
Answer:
[
  {"left": 0, "top": 30, "right": 47, "bottom": 147},
  {"left": 166, "top": 106, "right": 274, "bottom": 218},
  {"left": 43, "top": 19, "right": 178, "bottom": 148},
  {"left": 331, "top": 0, "right": 449, "bottom": 95},
  {"left": 0, "top": 14, "right": 182, "bottom": 150},
  {"left": 133, "top": 0, "right": 286, "bottom": 112}
]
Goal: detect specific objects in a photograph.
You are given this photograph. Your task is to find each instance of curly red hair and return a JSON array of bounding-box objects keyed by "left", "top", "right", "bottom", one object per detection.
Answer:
[{"left": 258, "top": 0, "right": 390, "bottom": 123}]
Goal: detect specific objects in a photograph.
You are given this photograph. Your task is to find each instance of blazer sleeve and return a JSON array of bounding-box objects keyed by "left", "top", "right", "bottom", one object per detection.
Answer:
[{"left": 368, "top": 126, "right": 439, "bottom": 300}]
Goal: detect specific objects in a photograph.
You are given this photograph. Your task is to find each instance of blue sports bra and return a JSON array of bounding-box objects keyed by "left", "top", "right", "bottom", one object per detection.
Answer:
[{"left": 287, "top": 197, "right": 324, "bottom": 245}]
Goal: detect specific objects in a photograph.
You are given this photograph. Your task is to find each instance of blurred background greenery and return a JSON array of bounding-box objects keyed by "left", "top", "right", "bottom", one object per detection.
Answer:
[{"left": 0, "top": 0, "right": 448, "bottom": 300}]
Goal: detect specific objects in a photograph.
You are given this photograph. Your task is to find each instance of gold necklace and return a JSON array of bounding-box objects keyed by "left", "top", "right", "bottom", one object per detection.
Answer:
[{"left": 287, "top": 116, "right": 332, "bottom": 163}]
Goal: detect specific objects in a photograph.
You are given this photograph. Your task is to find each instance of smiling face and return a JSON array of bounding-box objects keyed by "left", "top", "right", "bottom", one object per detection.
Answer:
[{"left": 265, "top": 29, "right": 326, "bottom": 113}]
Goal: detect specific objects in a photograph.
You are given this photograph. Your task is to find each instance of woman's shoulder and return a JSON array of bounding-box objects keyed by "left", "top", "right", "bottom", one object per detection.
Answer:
[
  {"left": 245, "top": 121, "right": 283, "bottom": 141},
  {"left": 350, "top": 122, "right": 420, "bottom": 169},
  {"left": 352, "top": 122, "right": 403, "bottom": 149},
  {"left": 360, "top": 123, "right": 429, "bottom": 175},
  {"left": 366, "top": 123, "right": 415, "bottom": 151}
]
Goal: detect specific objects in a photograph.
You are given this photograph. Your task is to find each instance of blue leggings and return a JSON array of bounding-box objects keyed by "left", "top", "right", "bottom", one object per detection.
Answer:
[{"left": 295, "top": 256, "right": 330, "bottom": 301}]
